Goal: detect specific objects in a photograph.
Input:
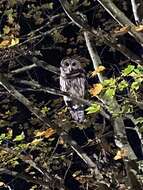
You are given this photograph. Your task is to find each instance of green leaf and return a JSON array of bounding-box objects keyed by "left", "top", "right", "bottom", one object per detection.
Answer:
[
  {"left": 85, "top": 103, "right": 101, "bottom": 114},
  {"left": 47, "top": 2, "right": 53, "bottom": 9},
  {"left": 105, "top": 88, "right": 116, "bottom": 98},
  {"left": 102, "top": 78, "right": 116, "bottom": 87},
  {"left": 122, "top": 65, "right": 135, "bottom": 76},
  {"left": 118, "top": 80, "right": 128, "bottom": 91},
  {"left": 41, "top": 106, "right": 50, "bottom": 115},
  {"left": 139, "top": 127, "right": 143, "bottom": 133},
  {"left": 131, "top": 81, "right": 140, "bottom": 91},
  {"left": 135, "top": 117, "right": 143, "bottom": 125},
  {"left": 13, "top": 132, "right": 25, "bottom": 142},
  {"left": 3, "top": 25, "right": 10, "bottom": 34},
  {"left": 7, "top": 129, "right": 13, "bottom": 140},
  {"left": 8, "top": 13, "right": 14, "bottom": 24},
  {"left": 0, "top": 133, "right": 6, "bottom": 140},
  {"left": 0, "top": 120, "right": 10, "bottom": 127},
  {"left": 9, "top": 0, "right": 17, "bottom": 7}
]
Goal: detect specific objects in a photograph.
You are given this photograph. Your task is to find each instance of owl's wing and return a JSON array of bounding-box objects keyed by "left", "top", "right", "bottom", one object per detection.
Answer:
[
  {"left": 60, "top": 75, "right": 86, "bottom": 122},
  {"left": 60, "top": 76, "right": 71, "bottom": 102},
  {"left": 67, "top": 77, "right": 86, "bottom": 122}
]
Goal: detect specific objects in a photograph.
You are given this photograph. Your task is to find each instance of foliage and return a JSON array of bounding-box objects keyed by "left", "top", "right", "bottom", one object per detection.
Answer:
[{"left": 0, "top": 0, "right": 143, "bottom": 189}]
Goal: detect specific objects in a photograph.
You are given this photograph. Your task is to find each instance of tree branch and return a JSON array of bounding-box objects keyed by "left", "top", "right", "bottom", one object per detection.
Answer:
[
  {"left": 97, "top": 0, "right": 143, "bottom": 45},
  {"left": 0, "top": 168, "right": 50, "bottom": 188},
  {"left": 130, "top": 0, "right": 143, "bottom": 24},
  {"left": 59, "top": 0, "right": 137, "bottom": 160},
  {"left": 11, "top": 57, "right": 60, "bottom": 75},
  {"left": 84, "top": 31, "right": 104, "bottom": 82},
  {"left": 0, "top": 73, "right": 102, "bottom": 172},
  {"left": 59, "top": 0, "right": 143, "bottom": 65},
  {"left": 16, "top": 79, "right": 110, "bottom": 119}
]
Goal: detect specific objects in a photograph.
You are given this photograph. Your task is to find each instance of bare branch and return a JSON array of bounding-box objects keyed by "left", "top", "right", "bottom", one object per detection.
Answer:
[
  {"left": 16, "top": 79, "right": 110, "bottom": 119},
  {"left": 0, "top": 168, "right": 50, "bottom": 188},
  {"left": 59, "top": 0, "right": 143, "bottom": 65},
  {"left": 11, "top": 64, "right": 37, "bottom": 74},
  {"left": 97, "top": 0, "right": 143, "bottom": 45},
  {"left": 18, "top": 23, "right": 68, "bottom": 47},
  {"left": 0, "top": 73, "right": 51, "bottom": 128},
  {"left": 11, "top": 57, "right": 60, "bottom": 75},
  {"left": 131, "top": 0, "right": 143, "bottom": 24},
  {"left": 84, "top": 31, "right": 104, "bottom": 82},
  {"left": 0, "top": 73, "right": 103, "bottom": 171},
  {"left": 58, "top": 0, "right": 137, "bottom": 160},
  {"left": 0, "top": 146, "right": 45, "bottom": 176}
]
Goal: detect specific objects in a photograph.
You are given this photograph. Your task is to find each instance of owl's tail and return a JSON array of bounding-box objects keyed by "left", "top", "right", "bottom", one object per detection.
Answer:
[{"left": 69, "top": 104, "right": 85, "bottom": 123}]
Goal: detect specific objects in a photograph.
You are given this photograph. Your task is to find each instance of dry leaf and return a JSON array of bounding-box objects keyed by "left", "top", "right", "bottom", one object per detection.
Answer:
[
  {"left": 59, "top": 137, "right": 64, "bottom": 144},
  {"left": 31, "top": 138, "right": 42, "bottom": 145},
  {"left": 8, "top": 37, "right": 19, "bottom": 47},
  {"left": 44, "top": 128, "right": 55, "bottom": 138},
  {"left": 90, "top": 66, "right": 105, "bottom": 77},
  {"left": 114, "top": 148, "right": 128, "bottom": 160},
  {"left": 89, "top": 83, "right": 103, "bottom": 96},
  {"left": 0, "top": 37, "right": 19, "bottom": 48},
  {"left": 35, "top": 130, "right": 46, "bottom": 137},
  {"left": 0, "top": 39, "right": 11, "bottom": 48},
  {"left": 134, "top": 25, "right": 143, "bottom": 32},
  {"left": 113, "top": 26, "right": 130, "bottom": 36},
  {"left": 35, "top": 128, "right": 55, "bottom": 139}
]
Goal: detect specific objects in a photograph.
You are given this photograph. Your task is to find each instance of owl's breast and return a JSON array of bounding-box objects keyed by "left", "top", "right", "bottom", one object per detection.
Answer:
[{"left": 68, "top": 77, "right": 85, "bottom": 98}]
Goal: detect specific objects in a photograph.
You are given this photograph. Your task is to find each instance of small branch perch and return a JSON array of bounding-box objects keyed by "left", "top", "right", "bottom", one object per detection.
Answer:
[{"left": 11, "top": 57, "right": 60, "bottom": 75}]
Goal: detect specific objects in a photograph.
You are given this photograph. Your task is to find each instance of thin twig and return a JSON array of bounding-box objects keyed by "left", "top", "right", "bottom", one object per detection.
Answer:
[
  {"left": 0, "top": 73, "right": 101, "bottom": 171},
  {"left": 0, "top": 168, "right": 50, "bottom": 188},
  {"left": 59, "top": 0, "right": 143, "bottom": 65},
  {"left": 97, "top": 0, "right": 143, "bottom": 45}
]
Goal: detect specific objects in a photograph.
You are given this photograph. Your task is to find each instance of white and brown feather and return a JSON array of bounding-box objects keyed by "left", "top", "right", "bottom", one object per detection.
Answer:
[{"left": 60, "top": 58, "right": 86, "bottom": 122}]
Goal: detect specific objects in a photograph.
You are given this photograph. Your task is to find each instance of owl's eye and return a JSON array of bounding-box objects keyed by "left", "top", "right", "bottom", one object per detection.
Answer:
[
  {"left": 65, "top": 62, "right": 69, "bottom": 66},
  {"left": 72, "top": 62, "right": 76, "bottom": 66}
]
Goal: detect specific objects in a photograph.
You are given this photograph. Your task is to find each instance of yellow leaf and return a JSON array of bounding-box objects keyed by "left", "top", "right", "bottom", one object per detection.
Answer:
[
  {"left": 8, "top": 13, "right": 14, "bottom": 24},
  {"left": 44, "top": 128, "right": 55, "bottom": 138},
  {"left": 8, "top": 37, "right": 19, "bottom": 47},
  {"left": 89, "top": 83, "right": 103, "bottom": 97},
  {"left": 35, "top": 131, "right": 45, "bottom": 137},
  {"left": 134, "top": 25, "right": 143, "bottom": 32},
  {"left": 31, "top": 138, "right": 42, "bottom": 145},
  {"left": 114, "top": 148, "right": 128, "bottom": 160},
  {"left": 90, "top": 66, "right": 105, "bottom": 77},
  {"left": 35, "top": 128, "right": 55, "bottom": 139},
  {"left": 3, "top": 25, "right": 11, "bottom": 34},
  {"left": 0, "top": 39, "right": 11, "bottom": 48}
]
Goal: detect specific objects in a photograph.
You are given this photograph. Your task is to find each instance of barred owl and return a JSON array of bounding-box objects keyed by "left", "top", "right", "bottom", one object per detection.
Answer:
[{"left": 60, "top": 58, "right": 86, "bottom": 123}]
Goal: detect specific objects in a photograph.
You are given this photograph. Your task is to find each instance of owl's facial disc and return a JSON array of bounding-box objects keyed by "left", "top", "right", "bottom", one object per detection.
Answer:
[{"left": 60, "top": 58, "right": 83, "bottom": 75}]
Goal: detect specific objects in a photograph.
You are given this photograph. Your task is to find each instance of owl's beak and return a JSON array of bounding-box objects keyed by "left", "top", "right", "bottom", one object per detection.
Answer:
[{"left": 69, "top": 66, "right": 73, "bottom": 72}]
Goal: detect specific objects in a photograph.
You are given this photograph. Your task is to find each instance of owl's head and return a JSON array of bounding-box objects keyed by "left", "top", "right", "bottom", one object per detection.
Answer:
[{"left": 60, "top": 58, "right": 82, "bottom": 75}]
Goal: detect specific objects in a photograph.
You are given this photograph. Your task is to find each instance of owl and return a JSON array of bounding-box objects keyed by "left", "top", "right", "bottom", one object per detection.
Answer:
[{"left": 60, "top": 57, "right": 86, "bottom": 123}]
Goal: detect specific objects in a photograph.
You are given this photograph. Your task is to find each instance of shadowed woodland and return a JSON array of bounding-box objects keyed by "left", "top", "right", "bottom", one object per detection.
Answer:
[{"left": 0, "top": 0, "right": 143, "bottom": 189}]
